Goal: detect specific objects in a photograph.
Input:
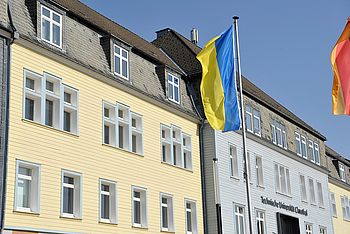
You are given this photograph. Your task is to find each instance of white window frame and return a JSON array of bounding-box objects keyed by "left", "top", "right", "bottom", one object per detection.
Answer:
[
  {"left": 14, "top": 160, "right": 41, "bottom": 213},
  {"left": 132, "top": 186, "right": 148, "bottom": 228},
  {"left": 167, "top": 73, "right": 180, "bottom": 104},
  {"left": 160, "top": 193, "right": 175, "bottom": 232},
  {"left": 305, "top": 223, "right": 313, "bottom": 234},
  {"left": 113, "top": 44, "right": 129, "bottom": 80},
  {"left": 61, "top": 170, "right": 82, "bottom": 219},
  {"left": 40, "top": 5, "right": 62, "bottom": 48},
  {"left": 271, "top": 121, "right": 287, "bottom": 149},
  {"left": 330, "top": 192, "right": 337, "bottom": 217},
  {"left": 161, "top": 124, "right": 191, "bottom": 170},
  {"left": 274, "top": 163, "right": 291, "bottom": 196},
  {"left": 256, "top": 155, "right": 264, "bottom": 187},
  {"left": 309, "top": 178, "right": 316, "bottom": 205},
  {"left": 256, "top": 209, "right": 266, "bottom": 234},
  {"left": 341, "top": 195, "right": 350, "bottom": 220},
  {"left": 252, "top": 109, "right": 261, "bottom": 136},
  {"left": 309, "top": 140, "right": 315, "bottom": 163},
  {"left": 317, "top": 181, "right": 324, "bottom": 208},
  {"left": 300, "top": 174, "right": 307, "bottom": 202},
  {"left": 234, "top": 204, "right": 246, "bottom": 234},
  {"left": 185, "top": 199, "right": 198, "bottom": 234},
  {"left": 295, "top": 132, "right": 302, "bottom": 156},
  {"left": 301, "top": 136, "right": 307, "bottom": 159},
  {"left": 99, "top": 179, "right": 118, "bottom": 224},
  {"left": 319, "top": 226, "right": 327, "bottom": 234},
  {"left": 229, "top": 144, "right": 239, "bottom": 179},
  {"left": 314, "top": 143, "right": 320, "bottom": 165},
  {"left": 339, "top": 163, "right": 346, "bottom": 182},
  {"left": 23, "top": 70, "right": 79, "bottom": 134},
  {"left": 245, "top": 105, "right": 253, "bottom": 133}
]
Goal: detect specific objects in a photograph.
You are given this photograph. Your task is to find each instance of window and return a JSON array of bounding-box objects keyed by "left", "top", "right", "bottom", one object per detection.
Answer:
[
  {"left": 132, "top": 187, "right": 147, "bottom": 228},
  {"left": 319, "top": 226, "right": 327, "bottom": 234},
  {"left": 300, "top": 175, "right": 307, "bottom": 202},
  {"left": 234, "top": 205, "right": 245, "bottom": 234},
  {"left": 167, "top": 73, "right": 180, "bottom": 104},
  {"left": 309, "top": 178, "right": 316, "bottom": 205},
  {"left": 245, "top": 105, "right": 261, "bottom": 136},
  {"left": 61, "top": 171, "right": 81, "bottom": 218},
  {"left": 99, "top": 179, "right": 117, "bottom": 223},
  {"left": 330, "top": 192, "right": 337, "bottom": 217},
  {"left": 23, "top": 71, "right": 78, "bottom": 133},
  {"left": 306, "top": 223, "right": 313, "bottom": 234},
  {"left": 295, "top": 133, "right": 302, "bottom": 156},
  {"left": 256, "top": 155, "right": 263, "bottom": 186},
  {"left": 15, "top": 161, "right": 40, "bottom": 213},
  {"left": 339, "top": 163, "right": 346, "bottom": 182},
  {"left": 309, "top": 140, "right": 315, "bottom": 162},
  {"left": 114, "top": 45, "right": 129, "bottom": 79},
  {"left": 314, "top": 143, "right": 320, "bottom": 165},
  {"left": 274, "top": 163, "right": 291, "bottom": 196},
  {"left": 161, "top": 124, "right": 192, "bottom": 169},
  {"left": 243, "top": 151, "right": 252, "bottom": 182},
  {"left": 102, "top": 102, "right": 143, "bottom": 154},
  {"left": 161, "top": 194, "right": 174, "bottom": 231},
  {"left": 256, "top": 210, "right": 266, "bottom": 234},
  {"left": 271, "top": 121, "right": 287, "bottom": 149},
  {"left": 301, "top": 136, "right": 307, "bottom": 159},
  {"left": 317, "top": 182, "right": 324, "bottom": 207},
  {"left": 186, "top": 200, "right": 198, "bottom": 234},
  {"left": 41, "top": 5, "right": 62, "bottom": 47},
  {"left": 341, "top": 195, "right": 350, "bottom": 220},
  {"left": 230, "top": 145, "right": 239, "bottom": 178}
]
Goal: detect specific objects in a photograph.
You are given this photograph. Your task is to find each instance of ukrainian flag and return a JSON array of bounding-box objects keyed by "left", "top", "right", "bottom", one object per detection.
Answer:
[{"left": 197, "top": 26, "right": 241, "bottom": 131}]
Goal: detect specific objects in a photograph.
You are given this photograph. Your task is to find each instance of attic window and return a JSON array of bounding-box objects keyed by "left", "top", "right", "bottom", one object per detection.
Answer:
[
  {"left": 114, "top": 45, "right": 129, "bottom": 80},
  {"left": 167, "top": 73, "right": 180, "bottom": 104},
  {"left": 41, "top": 5, "right": 62, "bottom": 48}
]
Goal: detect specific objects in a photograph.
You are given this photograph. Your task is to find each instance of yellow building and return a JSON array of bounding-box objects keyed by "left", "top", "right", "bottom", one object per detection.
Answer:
[
  {"left": 1, "top": 0, "right": 203, "bottom": 233},
  {"left": 326, "top": 146, "right": 350, "bottom": 234}
]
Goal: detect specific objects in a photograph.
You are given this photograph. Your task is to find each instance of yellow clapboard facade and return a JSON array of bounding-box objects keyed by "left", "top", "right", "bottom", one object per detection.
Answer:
[
  {"left": 329, "top": 182, "right": 350, "bottom": 234},
  {"left": 4, "top": 42, "right": 203, "bottom": 234}
]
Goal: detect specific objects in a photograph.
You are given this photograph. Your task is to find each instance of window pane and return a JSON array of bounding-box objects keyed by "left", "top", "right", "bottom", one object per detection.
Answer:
[
  {"left": 45, "top": 99, "right": 53, "bottom": 126},
  {"left": 42, "top": 19, "right": 50, "bottom": 41},
  {"left": 187, "top": 210, "right": 192, "bottom": 231},
  {"left": 162, "top": 206, "right": 168, "bottom": 228},
  {"left": 122, "top": 50, "right": 127, "bottom": 59},
  {"left": 63, "top": 187, "right": 74, "bottom": 214},
  {"left": 114, "top": 46, "right": 120, "bottom": 55},
  {"left": 42, "top": 7, "right": 50, "bottom": 17},
  {"left": 168, "top": 75, "right": 173, "bottom": 82},
  {"left": 122, "top": 60, "right": 128, "bottom": 78},
  {"left": 53, "top": 13, "right": 60, "bottom": 23},
  {"left": 64, "top": 111, "right": 71, "bottom": 132},
  {"left": 114, "top": 56, "right": 120, "bottom": 75},
  {"left": 132, "top": 134, "right": 137, "bottom": 153},
  {"left": 119, "top": 125, "right": 124, "bottom": 148},
  {"left": 64, "top": 176, "right": 74, "bottom": 184},
  {"left": 64, "top": 92, "right": 71, "bottom": 103},
  {"left": 245, "top": 113, "right": 252, "bottom": 131},
  {"left": 53, "top": 24, "right": 61, "bottom": 46},
  {"left": 174, "top": 77, "right": 179, "bottom": 85},
  {"left": 46, "top": 81, "right": 54, "bottom": 91},
  {"left": 174, "top": 86, "right": 179, "bottom": 102},
  {"left": 25, "top": 98, "right": 35, "bottom": 121},
  {"left": 168, "top": 83, "right": 173, "bottom": 99},
  {"left": 104, "top": 125, "right": 110, "bottom": 144},
  {"left": 101, "top": 194, "right": 110, "bottom": 219},
  {"left": 17, "top": 178, "right": 31, "bottom": 208},
  {"left": 134, "top": 200, "right": 141, "bottom": 224},
  {"left": 26, "top": 78, "right": 35, "bottom": 90}
]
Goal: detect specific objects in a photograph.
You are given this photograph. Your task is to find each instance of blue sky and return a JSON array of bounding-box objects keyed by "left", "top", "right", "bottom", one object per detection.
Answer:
[{"left": 81, "top": 0, "right": 350, "bottom": 158}]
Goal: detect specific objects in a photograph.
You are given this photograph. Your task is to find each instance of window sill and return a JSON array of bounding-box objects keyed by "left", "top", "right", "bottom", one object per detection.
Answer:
[
  {"left": 276, "top": 191, "right": 292, "bottom": 199},
  {"left": 310, "top": 203, "right": 317, "bottom": 207},
  {"left": 60, "top": 214, "right": 82, "bottom": 220},
  {"left": 301, "top": 200, "right": 308, "bottom": 204},
  {"left": 161, "top": 229, "right": 175, "bottom": 233},
  {"left": 102, "top": 143, "right": 144, "bottom": 157},
  {"left": 230, "top": 176, "right": 240, "bottom": 181},
  {"left": 161, "top": 161, "right": 193, "bottom": 172},
  {"left": 99, "top": 220, "right": 118, "bottom": 226},
  {"left": 13, "top": 209, "right": 39, "bottom": 215},
  {"left": 257, "top": 185, "right": 265, "bottom": 189},
  {"left": 22, "top": 119, "right": 79, "bottom": 137},
  {"left": 132, "top": 225, "right": 148, "bottom": 230}
]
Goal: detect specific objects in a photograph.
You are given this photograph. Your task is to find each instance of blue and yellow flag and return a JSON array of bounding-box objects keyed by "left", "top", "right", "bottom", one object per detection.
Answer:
[{"left": 197, "top": 26, "right": 241, "bottom": 131}]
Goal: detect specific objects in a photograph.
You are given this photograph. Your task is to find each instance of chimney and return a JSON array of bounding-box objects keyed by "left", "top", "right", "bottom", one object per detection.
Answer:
[{"left": 190, "top": 28, "right": 199, "bottom": 45}]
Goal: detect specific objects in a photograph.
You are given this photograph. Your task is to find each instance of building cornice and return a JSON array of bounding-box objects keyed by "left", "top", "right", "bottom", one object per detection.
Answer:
[
  {"left": 329, "top": 176, "right": 350, "bottom": 192},
  {"left": 15, "top": 37, "right": 200, "bottom": 124}
]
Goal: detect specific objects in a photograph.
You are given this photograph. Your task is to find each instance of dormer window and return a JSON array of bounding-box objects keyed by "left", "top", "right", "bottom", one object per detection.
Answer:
[
  {"left": 167, "top": 73, "right": 180, "bottom": 104},
  {"left": 339, "top": 163, "right": 346, "bottom": 182},
  {"left": 114, "top": 45, "right": 129, "bottom": 80},
  {"left": 41, "top": 5, "right": 62, "bottom": 48}
]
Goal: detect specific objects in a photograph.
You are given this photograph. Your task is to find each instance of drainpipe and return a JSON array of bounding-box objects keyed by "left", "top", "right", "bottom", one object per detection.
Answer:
[
  {"left": 0, "top": 0, "right": 17, "bottom": 231},
  {"left": 185, "top": 80, "right": 208, "bottom": 234}
]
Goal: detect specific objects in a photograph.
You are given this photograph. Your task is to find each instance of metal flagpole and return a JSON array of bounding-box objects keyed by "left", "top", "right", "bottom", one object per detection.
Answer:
[
  {"left": 233, "top": 16, "right": 254, "bottom": 234},
  {"left": 213, "top": 158, "right": 223, "bottom": 234}
]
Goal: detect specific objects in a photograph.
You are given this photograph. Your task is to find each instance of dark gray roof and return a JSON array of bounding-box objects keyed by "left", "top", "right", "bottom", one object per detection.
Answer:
[
  {"left": 7, "top": 0, "right": 198, "bottom": 118},
  {"left": 153, "top": 29, "right": 326, "bottom": 140},
  {"left": 325, "top": 145, "right": 350, "bottom": 166}
]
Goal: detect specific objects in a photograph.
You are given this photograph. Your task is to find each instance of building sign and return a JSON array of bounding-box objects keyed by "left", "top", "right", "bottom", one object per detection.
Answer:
[{"left": 261, "top": 196, "right": 308, "bottom": 216}]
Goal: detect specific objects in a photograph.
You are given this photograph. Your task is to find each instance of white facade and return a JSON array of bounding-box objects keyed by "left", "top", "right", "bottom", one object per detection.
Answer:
[{"left": 203, "top": 123, "right": 333, "bottom": 234}]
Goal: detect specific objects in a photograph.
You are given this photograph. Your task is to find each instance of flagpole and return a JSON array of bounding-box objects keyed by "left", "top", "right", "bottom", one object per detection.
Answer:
[{"left": 233, "top": 16, "right": 254, "bottom": 234}]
